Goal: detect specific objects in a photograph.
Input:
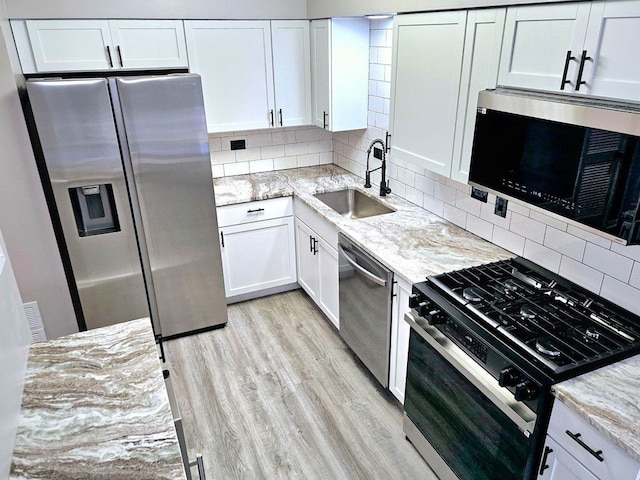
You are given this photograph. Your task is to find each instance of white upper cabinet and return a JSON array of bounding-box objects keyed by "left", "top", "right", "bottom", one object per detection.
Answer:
[
  {"left": 581, "top": 1, "right": 640, "bottom": 101},
  {"left": 499, "top": 1, "right": 640, "bottom": 102},
  {"left": 12, "top": 19, "right": 188, "bottom": 73},
  {"left": 184, "top": 20, "right": 311, "bottom": 133},
  {"left": 310, "top": 18, "right": 369, "bottom": 132},
  {"left": 271, "top": 20, "right": 312, "bottom": 127},
  {"left": 185, "top": 20, "right": 275, "bottom": 133},
  {"left": 389, "top": 9, "right": 505, "bottom": 180}
]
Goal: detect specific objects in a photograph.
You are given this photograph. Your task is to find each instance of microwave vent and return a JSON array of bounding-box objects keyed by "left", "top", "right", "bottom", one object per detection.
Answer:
[
  {"left": 576, "top": 162, "right": 615, "bottom": 219},
  {"left": 587, "top": 130, "right": 622, "bottom": 155}
]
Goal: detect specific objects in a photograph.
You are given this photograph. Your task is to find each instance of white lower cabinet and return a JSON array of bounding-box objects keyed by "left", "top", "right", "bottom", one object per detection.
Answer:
[
  {"left": 389, "top": 276, "right": 412, "bottom": 403},
  {"left": 539, "top": 399, "right": 640, "bottom": 479},
  {"left": 217, "top": 197, "right": 297, "bottom": 302},
  {"left": 294, "top": 199, "right": 339, "bottom": 328}
]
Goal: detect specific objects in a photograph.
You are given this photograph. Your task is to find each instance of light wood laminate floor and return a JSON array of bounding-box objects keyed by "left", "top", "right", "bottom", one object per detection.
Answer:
[{"left": 165, "top": 289, "right": 437, "bottom": 480}]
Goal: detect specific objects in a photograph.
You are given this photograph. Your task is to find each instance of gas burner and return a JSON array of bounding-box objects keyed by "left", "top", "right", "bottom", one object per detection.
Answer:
[
  {"left": 463, "top": 287, "right": 488, "bottom": 303},
  {"left": 535, "top": 337, "right": 561, "bottom": 357},
  {"left": 504, "top": 279, "right": 520, "bottom": 292},
  {"left": 520, "top": 304, "right": 539, "bottom": 320}
]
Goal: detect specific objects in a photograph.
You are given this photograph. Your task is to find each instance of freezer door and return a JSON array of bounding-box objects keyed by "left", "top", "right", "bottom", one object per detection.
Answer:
[
  {"left": 26, "top": 78, "right": 150, "bottom": 330},
  {"left": 114, "top": 75, "right": 227, "bottom": 336}
]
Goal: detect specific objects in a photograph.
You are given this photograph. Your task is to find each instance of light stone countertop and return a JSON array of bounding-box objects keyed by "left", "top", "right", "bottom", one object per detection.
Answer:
[
  {"left": 552, "top": 356, "right": 640, "bottom": 464},
  {"left": 10, "top": 318, "right": 186, "bottom": 480},
  {"left": 213, "top": 164, "right": 514, "bottom": 284}
]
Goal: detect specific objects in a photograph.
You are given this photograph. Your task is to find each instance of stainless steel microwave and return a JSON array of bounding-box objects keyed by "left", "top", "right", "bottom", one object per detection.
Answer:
[{"left": 468, "top": 88, "right": 640, "bottom": 245}]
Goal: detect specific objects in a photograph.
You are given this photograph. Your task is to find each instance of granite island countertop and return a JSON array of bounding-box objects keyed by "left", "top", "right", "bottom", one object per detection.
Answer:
[
  {"left": 213, "top": 164, "right": 514, "bottom": 284},
  {"left": 10, "top": 318, "right": 186, "bottom": 480},
  {"left": 553, "top": 354, "right": 640, "bottom": 464}
]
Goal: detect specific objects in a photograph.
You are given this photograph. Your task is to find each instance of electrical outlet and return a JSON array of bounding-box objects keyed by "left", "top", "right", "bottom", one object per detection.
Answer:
[
  {"left": 471, "top": 187, "right": 488, "bottom": 203},
  {"left": 230, "top": 139, "right": 246, "bottom": 150},
  {"left": 495, "top": 197, "right": 508, "bottom": 218},
  {"left": 373, "top": 146, "right": 383, "bottom": 160}
]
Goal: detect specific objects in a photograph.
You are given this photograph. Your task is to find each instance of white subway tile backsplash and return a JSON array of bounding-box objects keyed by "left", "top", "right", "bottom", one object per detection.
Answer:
[
  {"left": 610, "top": 243, "right": 640, "bottom": 262},
  {"left": 375, "top": 112, "right": 389, "bottom": 130},
  {"left": 583, "top": 244, "right": 633, "bottom": 283},
  {"left": 308, "top": 140, "right": 332, "bottom": 154},
  {"left": 424, "top": 196, "right": 445, "bottom": 218},
  {"left": 369, "top": 95, "right": 384, "bottom": 113},
  {"left": 223, "top": 136, "right": 246, "bottom": 151},
  {"left": 510, "top": 212, "right": 545, "bottom": 244},
  {"left": 285, "top": 142, "right": 309, "bottom": 157},
  {"left": 559, "top": 257, "right": 603, "bottom": 295},
  {"left": 260, "top": 145, "right": 285, "bottom": 159},
  {"left": 567, "top": 224, "right": 613, "bottom": 249},
  {"left": 370, "top": 28, "right": 387, "bottom": 47},
  {"left": 376, "top": 81, "right": 391, "bottom": 98},
  {"left": 369, "top": 64, "right": 385, "bottom": 81},
  {"left": 479, "top": 200, "right": 511, "bottom": 228},
  {"left": 530, "top": 210, "right": 568, "bottom": 231},
  {"left": 442, "top": 203, "right": 466, "bottom": 228},
  {"left": 235, "top": 147, "right": 261, "bottom": 162},
  {"left": 630, "top": 263, "right": 640, "bottom": 289},
  {"left": 397, "top": 166, "right": 416, "bottom": 187},
  {"left": 246, "top": 132, "right": 273, "bottom": 148},
  {"left": 466, "top": 215, "right": 493, "bottom": 241},
  {"left": 414, "top": 174, "right": 435, "bottom": 197},
  {"left": 296, "top": 128, "right": 332, "bottom": 142},
  {"left": 272, "top": 130, "right": 297, "bottom": 145},
  {"left": 523, "top": 240, "right": 561, "bottom": 273},
  {"left": 297, "top": 153, "right": 320, "bottom": 168},
  {"left": 319, "top": 152, "right": 333, "bottom": 165},
  {"left": 211, "top": 164, "right": 224, "bottom": 178},
  {"left": 210, "top": 150, "right": 236, "bottom": 165},
  {"left": 378, "top": 47, "right": 392, "bottom": 64},
  {"left": 405, "top": 186, "right": 423, "bottom": 207},
  {"left": 492, "top": 226, "right": 525, "bottom": 256},
  {"left": 249, "top": 159, "right": 274, "bottom": 173},
  {"left": 600, "top": 276, "right": 640, "bottom": 316},
  {"left": 434, "top": 182, "right": 457, "bottom": 204},
  {"left": 224, "top": 161, "right": 249, "bottom": 176},
  {"left": 208, "top": 136, "right": 222, "bottom": 152},
  {"left": 274, "top": 156, "right": 297, "bottom": 170},
  {"left": 543, "top": 227, "right": 586, "bottom": 261},
  {"left": 456, "top": 193, "right": 482, "bottom": 217}
]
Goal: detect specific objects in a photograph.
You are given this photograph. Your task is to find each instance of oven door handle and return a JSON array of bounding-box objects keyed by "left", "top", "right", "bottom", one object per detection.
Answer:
[
  {"left": 338, "top": 243, "right": 387, "bottom": 287},
  {"left": 405, "top": 313, "right": 537, "bottom": 436}
]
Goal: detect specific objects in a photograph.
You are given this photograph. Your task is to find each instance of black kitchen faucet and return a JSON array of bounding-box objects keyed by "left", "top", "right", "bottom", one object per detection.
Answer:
[{"left": 364, "top": 138, "right": 391, "bottom": 197}]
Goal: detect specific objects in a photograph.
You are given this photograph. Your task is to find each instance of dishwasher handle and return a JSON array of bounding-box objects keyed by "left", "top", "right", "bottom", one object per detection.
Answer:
[{"left": 338, "top": 243, "right": 387, "bottom": 287}]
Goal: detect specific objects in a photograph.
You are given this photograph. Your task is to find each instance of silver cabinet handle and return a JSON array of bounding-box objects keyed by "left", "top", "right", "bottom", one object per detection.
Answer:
[{"left": 338, "top": 243, "right": 386, "bottom": 286}]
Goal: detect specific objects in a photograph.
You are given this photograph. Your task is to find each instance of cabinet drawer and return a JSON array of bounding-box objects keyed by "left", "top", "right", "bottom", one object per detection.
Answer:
[
  {"left": 293, "top": 198, "right": 338, "bottom": 249},
  {"left": 548, "top": 400, "right": 640, "bottom": 480},
  {"left": 217, "top": 197, "right": 293, "bottom": 227}
]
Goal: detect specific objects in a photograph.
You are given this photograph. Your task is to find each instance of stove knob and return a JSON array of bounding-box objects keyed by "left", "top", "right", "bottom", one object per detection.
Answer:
[
  {"left": 514, "top": 381, "right": 538, "bottom": 401},
  {"left": 498, "top": 366, "right": 521, "bottom": 387},
  {"left": 426, "top": 309, "right": 446, "bottom": 325},
  {"left": 409, "top": 293, "right": 421, "bottom": 309}
]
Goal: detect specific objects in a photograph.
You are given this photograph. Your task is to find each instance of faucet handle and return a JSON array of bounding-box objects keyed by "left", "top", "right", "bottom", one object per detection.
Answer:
[{"left": 380, "top": 180, "right": 391, "bottom": 196}]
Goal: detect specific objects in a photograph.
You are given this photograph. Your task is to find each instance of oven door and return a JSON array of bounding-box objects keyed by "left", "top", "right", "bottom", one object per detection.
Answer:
[{"left": 404, "top": 313, "right": 537, "bottom": 480}]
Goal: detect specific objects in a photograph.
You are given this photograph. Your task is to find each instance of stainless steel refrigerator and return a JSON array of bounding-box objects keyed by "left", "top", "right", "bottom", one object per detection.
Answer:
[{"left": 26, "top": 74, "right": 228, "bottom": 338}]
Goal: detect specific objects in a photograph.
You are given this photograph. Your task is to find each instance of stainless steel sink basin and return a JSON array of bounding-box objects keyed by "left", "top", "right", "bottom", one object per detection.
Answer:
[{"left": 314, "top": 188, "right": 395, "bottom": 219}]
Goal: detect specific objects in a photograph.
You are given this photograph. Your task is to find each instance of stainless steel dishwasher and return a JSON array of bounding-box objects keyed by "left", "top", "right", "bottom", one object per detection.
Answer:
[{"left": 337, "top": 233, "right": 394, "bottom": 387}]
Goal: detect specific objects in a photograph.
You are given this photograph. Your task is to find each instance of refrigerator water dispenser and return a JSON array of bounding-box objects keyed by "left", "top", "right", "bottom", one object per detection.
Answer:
[{"left": 69, "top": 184, "right": 120, "bottom": 236}]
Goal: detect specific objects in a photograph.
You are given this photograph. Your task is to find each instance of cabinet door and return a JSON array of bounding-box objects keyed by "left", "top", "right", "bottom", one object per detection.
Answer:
[
  {"left": 389, "top": 277, "right": 411, "bottom": 403},
  {"left": 295, "top": 219, "right": 319, "bottom": 299},
  {"left": 271, "top": 20, "right": 311, "bottom": 127},
  {"left": 538, "top": 437, "right": 598, "bottom": 480},
  {"left": 25, "top": 20, "right": 114, "bottom": 72},
  {"left": 451, "top": 8, "right": 506, "bottom": 184},
  {"left": 184, "top": 21, "right": 275, "bottom": 133},
  {"left": 310, "top": 19, "right": 331, "bottom": 129},
  {"left": 317, "top": 238, "right": 339, "bottom": 329},
  {"left": 108, "top": 20, "right": 188, "bottom": 69},
  {"left": 389, "top": 11, "right": 467, "bottom": 176},
  {"left": 582, "top": 1, "right": 640, "bottom": 102},
  {"left": 498, "top": 3, "right": 591, "bottom": 93},
  {"left": 220, "top": 216, "right": 296, "bottom": 298}
]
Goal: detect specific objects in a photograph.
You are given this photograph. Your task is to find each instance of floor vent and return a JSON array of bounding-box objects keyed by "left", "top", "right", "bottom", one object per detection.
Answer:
[{"left": 24, "top": 301, "right": 46, "bottom": 343}]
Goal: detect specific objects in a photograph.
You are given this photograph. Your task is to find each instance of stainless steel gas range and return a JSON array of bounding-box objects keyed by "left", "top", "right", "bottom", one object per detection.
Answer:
[{"left": 403, "top": 257, "right": 640, "bottom": 480}]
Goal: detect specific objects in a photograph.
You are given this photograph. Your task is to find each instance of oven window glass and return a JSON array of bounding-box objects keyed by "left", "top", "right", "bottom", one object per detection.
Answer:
[{"left": 405, "top": 330, "right": 531, "bottom": 480}]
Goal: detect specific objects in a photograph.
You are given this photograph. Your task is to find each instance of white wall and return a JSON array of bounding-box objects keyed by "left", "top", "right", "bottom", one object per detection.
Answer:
[
  {"left": 334, "top": 18, "right": 640, "bottom": 317},
  {"left": 0, "top": 2, "right": 77, "bottom": 339},
  {"left": 0, "top": 226, "right": 31, "bottom": 479},
  {"left": 5, "top": 0, "right": 307, "bottom": 19}
]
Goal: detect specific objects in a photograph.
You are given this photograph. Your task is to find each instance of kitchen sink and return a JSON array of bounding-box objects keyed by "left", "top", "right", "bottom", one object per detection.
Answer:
[{"left": 313, "top": 188, "right": 395, "bottom": 219}]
